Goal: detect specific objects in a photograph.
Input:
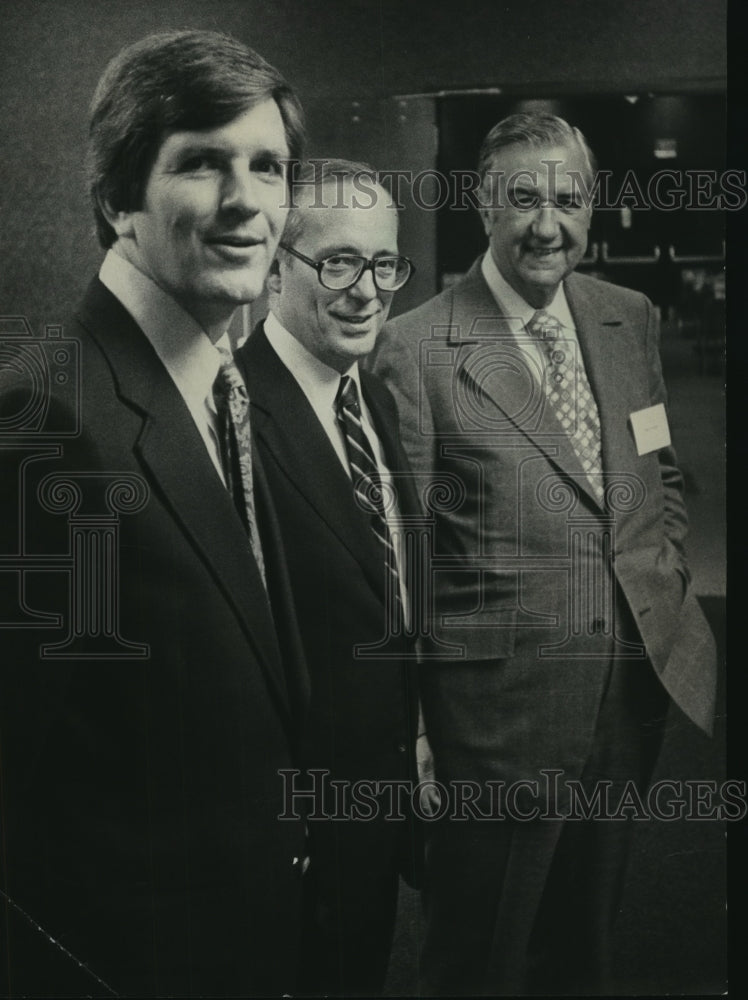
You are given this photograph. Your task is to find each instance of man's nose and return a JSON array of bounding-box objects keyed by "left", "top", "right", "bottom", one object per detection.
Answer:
[
  {"left": 348, "top": 266, "right": 378, "bottom": 300},
  {"left": 532, "top": 204, "right": 560, "bottom": 240},
  {"left": 221, "top": 165, "right": 260, "bottom": 214}
]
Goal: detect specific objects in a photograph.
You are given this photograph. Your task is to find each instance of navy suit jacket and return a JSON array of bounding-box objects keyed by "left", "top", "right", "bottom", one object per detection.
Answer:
[
  {"left": 0, "top": 280, "right": 306, "bottom": 997},
  {"left": 240, "top": 323, "right": 421, "bottom": 883}
]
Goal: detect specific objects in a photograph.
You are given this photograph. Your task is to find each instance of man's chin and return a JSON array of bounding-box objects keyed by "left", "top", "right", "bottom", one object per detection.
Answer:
[
  {"left": 517, "top": 260, "right": 577, "bottom": 298},
  {"left": 521, "top": 264, "right": 562, "bottom": 282},
  {"left": 207, "top": 275, "right": 267, "bottom": 307},
  {"left": 521, "top": 257, "right": 565, "bottom": 278},
  {"left": 324, "top": 332, "right": 378, "bottom": 369}
]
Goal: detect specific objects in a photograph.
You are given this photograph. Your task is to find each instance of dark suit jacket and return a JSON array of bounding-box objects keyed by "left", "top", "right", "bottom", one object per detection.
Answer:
[
  {"left": 0, "top": 280, "right": 306, "bottom": 997},
  {"left": 368, "top": 260, "right": 716, "bottom": 789},
  {"left": 239, "top": 324, "right": 421, "bottom": 882}
]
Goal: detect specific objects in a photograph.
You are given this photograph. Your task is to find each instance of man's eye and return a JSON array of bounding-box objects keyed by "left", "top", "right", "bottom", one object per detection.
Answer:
[
  {"left": 178, "top": 155, "right": 216, "bottom": 173},
  {"left": 554, "top": 191, "right": 582, "bottom": 211},
  {"left": 324, "top": 255, "right": 355, "bottom": 271},
  {"left": 374, "top": 258, "right": 397, "bottom": 275},
  {"left": 509, "top": 189, "right": 539, "bottom": 209},
  {"left": 253, "top": 156, "right": 284, "bottom": 178}
]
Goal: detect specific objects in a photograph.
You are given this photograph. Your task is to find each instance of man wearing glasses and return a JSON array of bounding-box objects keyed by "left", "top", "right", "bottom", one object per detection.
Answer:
[{"left": 239, "top": 158, "right": 422, "bottom": 996}]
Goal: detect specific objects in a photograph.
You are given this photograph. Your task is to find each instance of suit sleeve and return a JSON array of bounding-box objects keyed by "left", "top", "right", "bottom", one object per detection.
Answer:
[
  {"left": 643, "top": 295, "right": 690, "bottom": 573},
  {"left": 367, "top": 319, "right": 437, "bottom": 503}
]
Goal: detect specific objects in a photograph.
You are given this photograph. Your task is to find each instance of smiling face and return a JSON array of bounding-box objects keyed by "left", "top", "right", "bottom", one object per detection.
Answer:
[
  {"left": 106, "top": 99, "right": 290, "bottom": 340},
  {"left": 270, "top": 180, "right": 399, "bottom": 372},
  {"left": 480, "top": 141, "right": 592, "bottom": 308}
]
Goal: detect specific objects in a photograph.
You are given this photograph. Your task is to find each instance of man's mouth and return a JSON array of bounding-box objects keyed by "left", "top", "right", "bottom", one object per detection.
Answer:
[
  {"left": 526, "top": 245, "right": 563, "bottom": 256},
  {"left": 204, "top": 234, "right": 265, "bottom": 263},
  {"left": 206, "top": 234, "right": 264, "bottom": 248},
  {"left": 333, "top": 312, "right": 379, "bottom": 327}
]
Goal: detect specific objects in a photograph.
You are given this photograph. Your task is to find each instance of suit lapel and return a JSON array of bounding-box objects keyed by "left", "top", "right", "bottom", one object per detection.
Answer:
[
  {"left": 241, "top": 325, "right": 387, "bottom": 600},
  {"left": 76, "top": 280, "right": 290, "bottom": 715},
  {"left": 360, "top": 372, "right": 421, "bottom": 520},
  {"left": 565, "top": 274, "right": 642, "bottom": 484},
  {"left": 449, "top": 263, "right": 600, "bottom": 506}
]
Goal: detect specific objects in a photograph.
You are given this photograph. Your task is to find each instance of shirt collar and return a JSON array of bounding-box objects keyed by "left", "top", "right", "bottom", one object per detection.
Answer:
[
  {"left": 481, "top": 250, "right": 576, "bottom": 332},
  {"left": 264, "top": 310, "right": 361, "bottom": 415},
  {"left": 99, "top": 250, "right": 229, "bottom": 412}
]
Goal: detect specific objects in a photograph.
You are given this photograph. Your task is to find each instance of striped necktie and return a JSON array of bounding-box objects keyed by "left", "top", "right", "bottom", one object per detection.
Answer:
[
  {"left": 335, "top": 375, "right": 402, "bottom": 614},
  {"left": 527, "top": 308, "right": 605, "bottom": 505},
  {"left": 213, "top": 348, "right": 267, "bottom": 587}
]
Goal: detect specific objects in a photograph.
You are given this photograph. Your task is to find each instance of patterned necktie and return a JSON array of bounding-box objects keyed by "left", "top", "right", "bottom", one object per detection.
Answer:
[
  {"left": 335, "top": 375, "right": 402, "bottom": 614},
  {"left": 527, "top": 309, "right": 605, "bottom": 505},
  {"left": 213, "top": 348, "right": 267, "bottom": 587}
]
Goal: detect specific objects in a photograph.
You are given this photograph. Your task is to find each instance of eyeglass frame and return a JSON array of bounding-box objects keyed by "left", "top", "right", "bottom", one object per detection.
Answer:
[{"left": 278, "top": 242, "right": 415, "bottom": 292}]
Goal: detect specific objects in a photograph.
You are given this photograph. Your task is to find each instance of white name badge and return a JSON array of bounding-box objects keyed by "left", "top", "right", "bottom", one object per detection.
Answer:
[{"left": 630, "top": 403, "right": 671, "bottom": 455}]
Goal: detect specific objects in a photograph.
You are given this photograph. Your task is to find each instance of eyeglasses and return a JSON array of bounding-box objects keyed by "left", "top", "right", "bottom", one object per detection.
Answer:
[{"left": 279, "top": 243, "right": 415, "bottom": 292}]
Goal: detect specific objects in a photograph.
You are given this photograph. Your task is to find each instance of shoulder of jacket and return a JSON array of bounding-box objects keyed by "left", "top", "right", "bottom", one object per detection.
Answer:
[{"left": 566, "top": 270, "right": 652, "bottom": 310}]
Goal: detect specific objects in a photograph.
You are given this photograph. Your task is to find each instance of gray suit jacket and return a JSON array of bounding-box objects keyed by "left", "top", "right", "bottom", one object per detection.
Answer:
[{"left": 367, "top": 259, "right": 716, "bottom": 785}]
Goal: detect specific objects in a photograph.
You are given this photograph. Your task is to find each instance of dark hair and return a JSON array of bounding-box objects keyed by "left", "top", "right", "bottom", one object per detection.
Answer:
[
  {"left": 478, "top": 112, "right": 596, "bottom": 193},
  {"left": 87, "top": 29, "right": 305, "bottom": 247},
  {"left": 282, "top": 158, "right": 390, "bottom": 248}
]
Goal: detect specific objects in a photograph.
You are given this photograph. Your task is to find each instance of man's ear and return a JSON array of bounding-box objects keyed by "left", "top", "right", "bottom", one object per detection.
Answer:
[
  {"left": 99, "top": 194, "right": 137, "bottom": 240},
  {"left": 478, "top": 176, "right": 500, "bottom": 236},
  {"left": 266, "top": 256, "right": 282, "bottom": 294}
]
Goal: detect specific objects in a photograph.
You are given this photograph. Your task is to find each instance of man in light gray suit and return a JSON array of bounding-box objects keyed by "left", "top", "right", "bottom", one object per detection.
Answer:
[{"left": 368, "top": 112, "right": 716, "bottom": 995}]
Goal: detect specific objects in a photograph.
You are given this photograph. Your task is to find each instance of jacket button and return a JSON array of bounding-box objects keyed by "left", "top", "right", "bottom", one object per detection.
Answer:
[
  {"left": 292, "top": 856, "right": 310, "bottom": 877},
  {"left": 397, "top": 743, "right": 407, "bottom": 753}
]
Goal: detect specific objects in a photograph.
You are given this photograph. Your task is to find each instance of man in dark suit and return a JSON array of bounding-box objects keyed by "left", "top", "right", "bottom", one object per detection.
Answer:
[
  {"left": 239, "top": 159, "right": 426, "bottom": 997},
  {"left": 368, "top": 113, "right": 717, "bottom": 995},
  {"left": 0, "top": 30, "right": 307, "bottom": 997}
]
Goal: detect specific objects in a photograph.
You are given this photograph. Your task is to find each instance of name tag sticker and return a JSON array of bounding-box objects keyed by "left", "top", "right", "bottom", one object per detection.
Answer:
[{"left": 630, "top": 403, "right": 671, "bottom": 455}]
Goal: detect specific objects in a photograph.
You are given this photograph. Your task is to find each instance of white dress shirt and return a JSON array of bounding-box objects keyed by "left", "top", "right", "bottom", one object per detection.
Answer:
[
  {"left": 99, "top": 250, "right": 231, "bottom": 484},
  {"left": 264, "top": 310, "right": 409, "bottom": 621},
  {"left": 480, "top": 250, "right": 582, "bottom": 380}
]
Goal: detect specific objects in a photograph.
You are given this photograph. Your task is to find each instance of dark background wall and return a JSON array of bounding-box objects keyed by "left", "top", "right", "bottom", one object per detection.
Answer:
[
  {"left": 0, "top": 0, "right": 727, "bottom": 332},
  {"left": 0, "top": 1, "right": 734, "bottom": 994}
]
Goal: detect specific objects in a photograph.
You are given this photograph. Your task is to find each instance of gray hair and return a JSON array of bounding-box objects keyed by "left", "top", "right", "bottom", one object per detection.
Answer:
[{"left": 478, "top": 112, "right": 596, "bottom": 192}]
